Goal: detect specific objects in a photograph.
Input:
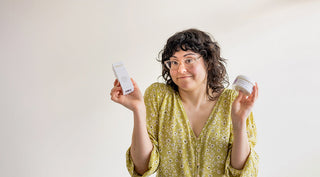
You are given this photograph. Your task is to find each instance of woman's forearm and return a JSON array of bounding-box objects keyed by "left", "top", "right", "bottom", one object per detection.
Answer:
[
  {"left": 130, "top": 104, "right": 153, "bottom": 175},
  {"left": 231, "top": 122, "right": 250, "bottom": 170}
]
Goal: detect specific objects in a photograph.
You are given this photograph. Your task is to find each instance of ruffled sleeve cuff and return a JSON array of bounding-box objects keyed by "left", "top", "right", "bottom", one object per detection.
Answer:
[
  {"left": 225, "top": 148, "right": 259, "bottom": 177},
  {"left": 126, "top": 144, "right": 160, "bottom": 177}
]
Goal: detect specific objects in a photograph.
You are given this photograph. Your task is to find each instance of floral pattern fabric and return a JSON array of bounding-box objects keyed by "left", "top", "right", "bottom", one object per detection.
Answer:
[{"left": 126, "top": 83, "right": 259, "bottom": 177}]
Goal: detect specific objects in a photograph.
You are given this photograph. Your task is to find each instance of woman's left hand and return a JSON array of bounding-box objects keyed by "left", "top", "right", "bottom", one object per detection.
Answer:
[{"left": 231, "top": 82, "right": 259, "bottom": 128}]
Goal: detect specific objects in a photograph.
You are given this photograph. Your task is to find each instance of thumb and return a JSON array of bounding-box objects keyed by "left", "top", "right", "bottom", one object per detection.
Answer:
[{"left": 130, "top": 78, "right": 140, "bottom": 91}]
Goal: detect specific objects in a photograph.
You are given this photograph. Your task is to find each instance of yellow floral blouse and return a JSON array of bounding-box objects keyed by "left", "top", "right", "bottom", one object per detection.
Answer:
[{"left": 126, "top": 83, "right": 259, "bottom": 177}]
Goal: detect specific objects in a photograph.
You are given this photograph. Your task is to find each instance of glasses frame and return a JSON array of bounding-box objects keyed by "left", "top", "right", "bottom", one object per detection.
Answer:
[{"left": 164, "top": 55, "right": 202, "bottom": 70}]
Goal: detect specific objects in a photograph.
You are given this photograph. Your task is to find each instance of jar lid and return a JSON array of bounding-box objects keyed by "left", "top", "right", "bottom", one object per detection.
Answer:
[{"left": 236, "top": 75, "right": 255, "bottom": 85}]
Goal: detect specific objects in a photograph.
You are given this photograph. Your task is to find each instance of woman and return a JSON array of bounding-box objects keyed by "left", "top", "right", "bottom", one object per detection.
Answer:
[{"left": 110, "top": 29, "right": 259, "bottom": 177}]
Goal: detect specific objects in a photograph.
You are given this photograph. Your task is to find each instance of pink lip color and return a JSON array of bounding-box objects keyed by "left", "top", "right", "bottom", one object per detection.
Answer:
[{"left": 178, "top": 76, "right": 191, "bottom": 79}]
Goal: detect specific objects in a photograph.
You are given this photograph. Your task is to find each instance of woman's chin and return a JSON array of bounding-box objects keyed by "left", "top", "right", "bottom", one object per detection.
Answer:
[{"left": 176, "top": 82, "right": 195, "bottom": 92}]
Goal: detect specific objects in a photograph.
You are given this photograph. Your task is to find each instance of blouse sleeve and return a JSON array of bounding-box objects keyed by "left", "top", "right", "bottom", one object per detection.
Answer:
[
  {"left": 126, "top": 83, "right": 163, "bottom": 177},
  {"left": 225, "top": 91, "right": 259, "bottom": 177}
]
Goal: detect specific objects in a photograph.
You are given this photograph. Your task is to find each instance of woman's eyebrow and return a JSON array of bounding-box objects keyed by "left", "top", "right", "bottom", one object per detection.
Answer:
[
  {"left": 171, "top": 53, "right": 196, "bottom": 58},
  {"left": 183, "top": 53, "right": 196, "bottom": 57}
]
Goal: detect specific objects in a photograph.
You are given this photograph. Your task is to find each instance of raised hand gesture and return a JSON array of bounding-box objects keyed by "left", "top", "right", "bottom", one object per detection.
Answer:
[
  {"left": 110, "top": 78, "right": 144, "bottom": 112},
  {"left": 231, "top": 83, "right": 259, "bottom": 129}
]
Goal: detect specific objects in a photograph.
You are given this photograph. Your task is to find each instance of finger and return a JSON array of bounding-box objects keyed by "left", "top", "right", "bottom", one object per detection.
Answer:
[
  {"left": 130, "top": 78, "right": 138, "bottom": 88},
  {"left": 130, "top": 78, "right": 140, "bottom": 92},
  {"left": 110, "top": 89, "right": 119, "bottom": 101},
  {"left": 130, "top": 78, "right": 136, "bottom": 85},
  {"left": 113, "top": 79, "right": 120, "bottom": 87},
  {"left": 111, "top": 84, "right": 121, "bottom": 91},
  {"left": 113, "top": 80, "right": 122, "bottom": 90},
  {"left": 244, "top": 85, "right": 257, "bottom": 107},
  {"left": 111, "top": 86, "right": 122, "bottom": 94},
  {"left": 111, "top": 86, "right": 123, "bottom": 99},
  {"left": 251, "top": 83, "right": 258, "bottom": 102},
  {"left": 111, "top": 88, "right": 123, "bottom": 102},
  {"left": 111, "top": 94, "right": 121, "bottom": 103},
  {"left": 247, "top": 86, "right": 255, "bottom": 101},
  {"left": 255, "top": 82, "right": 259, "bottom": 100}
]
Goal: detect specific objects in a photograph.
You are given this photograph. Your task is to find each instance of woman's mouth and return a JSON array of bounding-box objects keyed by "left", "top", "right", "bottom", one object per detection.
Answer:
[{"left": 178, "top": 76, "right": 192, "bottom": 79}]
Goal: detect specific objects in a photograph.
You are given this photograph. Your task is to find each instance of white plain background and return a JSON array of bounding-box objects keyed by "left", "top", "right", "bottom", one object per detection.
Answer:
[{"left": 1, "top": 0, "right": 320, "bottom": 176}]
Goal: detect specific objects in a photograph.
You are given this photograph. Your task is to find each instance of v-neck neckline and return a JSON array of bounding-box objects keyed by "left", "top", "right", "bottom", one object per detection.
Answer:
[{"left": 177, "top": 88, "right": 226, "bottom": 140}]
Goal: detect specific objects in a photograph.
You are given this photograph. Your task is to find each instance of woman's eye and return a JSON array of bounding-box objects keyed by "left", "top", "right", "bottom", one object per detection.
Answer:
[
  {"left": 172, "top": 61, "right": 179, "bottom": 65},
  {"left": 185, "top": 59, "right": 193, "bottom": 64}
]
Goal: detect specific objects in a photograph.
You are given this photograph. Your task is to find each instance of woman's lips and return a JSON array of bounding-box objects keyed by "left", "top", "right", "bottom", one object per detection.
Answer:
[{"left": 178, "top": 76, "right": 192, "bottom": 79}]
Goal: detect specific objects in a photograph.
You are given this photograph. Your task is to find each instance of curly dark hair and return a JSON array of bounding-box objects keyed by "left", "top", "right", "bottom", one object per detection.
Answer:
[{"left": 158, "top": 28, "right": 229, "bottom": 101}]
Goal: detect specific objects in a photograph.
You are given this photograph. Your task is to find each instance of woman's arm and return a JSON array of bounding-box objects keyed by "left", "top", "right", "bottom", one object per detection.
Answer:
[
  {"left": 230, "top": 83, "right": 258, "bottom": 169},
  {"left": 130, "top": 104, "right": 153, "bottom": 175},
  {"left": 230, "top": 121, "right": 251, "bottom": 169},
  {"left": 110, "top": 79, "right": 153, "bottom": 175}
]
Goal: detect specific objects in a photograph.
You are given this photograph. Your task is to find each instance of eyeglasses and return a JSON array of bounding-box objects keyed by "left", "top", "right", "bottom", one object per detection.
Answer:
[{"left": 164, "top": 56, "right": 201, "bottom": 70}]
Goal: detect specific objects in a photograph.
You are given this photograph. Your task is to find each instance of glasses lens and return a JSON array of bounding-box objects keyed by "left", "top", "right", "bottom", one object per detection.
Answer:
[{"left": 165, "top": 61, "right": 171, "bottom": 69}]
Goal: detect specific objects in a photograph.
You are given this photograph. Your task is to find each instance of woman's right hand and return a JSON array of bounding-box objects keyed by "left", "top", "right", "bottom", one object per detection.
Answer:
[{"left": 110, "top": 78, "right": 145, "bottom": 112}]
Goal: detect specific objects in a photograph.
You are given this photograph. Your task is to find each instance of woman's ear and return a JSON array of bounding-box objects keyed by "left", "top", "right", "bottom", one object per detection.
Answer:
[
  {"left": 207, "top": 65, "right": 212, "bottom": 71},
  {"left": 205, "top": 60, "right": 213, "bottom": 71}
]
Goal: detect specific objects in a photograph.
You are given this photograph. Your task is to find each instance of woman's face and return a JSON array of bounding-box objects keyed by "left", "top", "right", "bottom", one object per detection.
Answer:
[{"left": 169, "top": 50, "right": 208, "bottom": 92}]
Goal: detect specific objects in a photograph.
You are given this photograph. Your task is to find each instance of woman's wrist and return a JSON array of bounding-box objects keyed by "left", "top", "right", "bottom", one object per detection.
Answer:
[
  {"left": 132, "top": 100, "right": 145, "bottom": 112},
  {"left": 232, "top": 117, "right": 247, "bottom": 133},
  {"left": 133, "top": 102, "right": 146, "bottom": 122}
]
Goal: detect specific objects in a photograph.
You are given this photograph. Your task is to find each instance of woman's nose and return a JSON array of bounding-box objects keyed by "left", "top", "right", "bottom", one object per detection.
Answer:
[{"left": 177, "top": 62, "right": 187, "bottom": 73}]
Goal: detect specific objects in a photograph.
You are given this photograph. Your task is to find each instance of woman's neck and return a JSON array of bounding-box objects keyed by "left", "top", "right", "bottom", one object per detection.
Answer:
[{"left": 178, "top": 85, "right": 214, "bottom": 110}]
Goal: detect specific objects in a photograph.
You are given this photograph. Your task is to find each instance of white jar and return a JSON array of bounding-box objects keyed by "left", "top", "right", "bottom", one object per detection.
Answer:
[{"left": 232, "top": 75, "right": 255, "bottom": 95}]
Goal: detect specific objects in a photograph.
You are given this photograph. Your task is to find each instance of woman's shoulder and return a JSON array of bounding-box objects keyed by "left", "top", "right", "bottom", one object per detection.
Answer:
[
  {"left": 145, "top": 82, "right": 175, "bottom": 96},
  {"left": 220, "top": 88, "right": 238, "bottom": 102},
  {"left": 147, "top": 82, "right": 173, "bottom": 91}
]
